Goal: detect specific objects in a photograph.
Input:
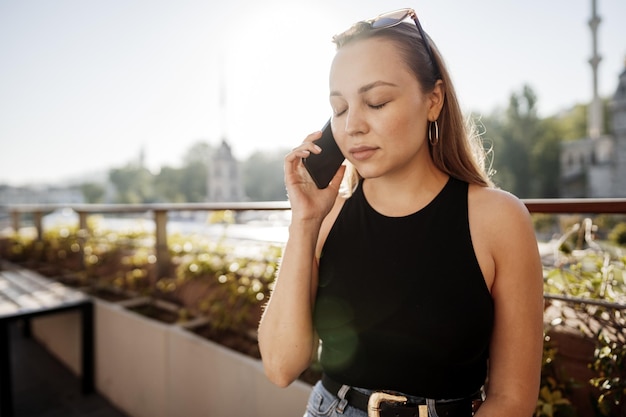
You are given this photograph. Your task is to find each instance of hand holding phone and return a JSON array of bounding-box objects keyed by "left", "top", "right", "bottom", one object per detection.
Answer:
[{"left": 302, "top": 120, "right": 345, "bottom": 189}]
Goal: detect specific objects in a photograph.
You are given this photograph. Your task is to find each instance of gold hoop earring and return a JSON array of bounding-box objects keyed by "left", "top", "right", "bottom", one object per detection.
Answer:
[{"left": 428, "top": 120, "right": 439, "bottom": 146}]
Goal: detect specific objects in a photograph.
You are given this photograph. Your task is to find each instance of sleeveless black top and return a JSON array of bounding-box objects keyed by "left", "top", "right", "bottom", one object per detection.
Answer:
[{"left": 313, "top": 177, "right": 494, "bottom": 399}]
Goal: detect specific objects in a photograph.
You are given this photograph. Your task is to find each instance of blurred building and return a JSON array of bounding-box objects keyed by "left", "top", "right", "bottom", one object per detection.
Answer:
[
  {"left": 560, "top": 62, "right": 626, "bottom": 198},
  {"left": 206, "top": 139, "right": 246, "bottom": 202},
  {"left": 559, "top": 2, "right": 626, "bottom": 198}
]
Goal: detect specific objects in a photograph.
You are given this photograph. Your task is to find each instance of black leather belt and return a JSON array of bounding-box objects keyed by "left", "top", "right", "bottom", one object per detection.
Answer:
[{"left": 321, "top": 374, "right": 481, "bottom": 417}]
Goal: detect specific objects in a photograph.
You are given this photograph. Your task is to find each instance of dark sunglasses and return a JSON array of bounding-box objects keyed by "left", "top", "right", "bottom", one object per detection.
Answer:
[{"left": 364, "top": 8, "right": 441, "bottom": 78}]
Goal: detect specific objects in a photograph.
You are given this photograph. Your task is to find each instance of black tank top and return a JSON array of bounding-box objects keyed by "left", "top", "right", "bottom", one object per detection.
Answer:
[{"left": 313, "top": 177, "right": 494, "bottom": 399}]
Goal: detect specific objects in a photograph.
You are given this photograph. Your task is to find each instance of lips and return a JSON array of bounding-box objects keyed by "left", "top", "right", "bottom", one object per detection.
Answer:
[{"left": 349, "top": 145, "right": 379, "bottom": 161}]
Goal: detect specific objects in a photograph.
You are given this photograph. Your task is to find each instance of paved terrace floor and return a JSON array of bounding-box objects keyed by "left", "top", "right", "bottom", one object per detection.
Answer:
[{"left": 8, "top": 321, "right": 127, "bottom": 417}]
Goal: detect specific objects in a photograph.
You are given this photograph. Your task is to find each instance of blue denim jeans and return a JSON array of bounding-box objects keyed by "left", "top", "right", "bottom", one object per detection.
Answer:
[
  {"left": 303, "top": 380, "right": 443, "bottom": 417},
  {"left": 304, "top": 380, "right": 367, "bottom": 417}
]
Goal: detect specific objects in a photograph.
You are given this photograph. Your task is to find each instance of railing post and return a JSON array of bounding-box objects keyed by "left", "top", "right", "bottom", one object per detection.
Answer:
[
  {"left": 10, "top": 211, "right": 20, "bottom": 234},
  {"left": 78, "top": 211, "right": 88, "bottom": 231},
  {"left": 77, "top": 211, "right": 89, "bottom": 272},
  {"left": 154, "top": 210, "right": 169, "bottom": 279},
  {"left": 33, "top": 211, "right": 43, "bottom": 241}
]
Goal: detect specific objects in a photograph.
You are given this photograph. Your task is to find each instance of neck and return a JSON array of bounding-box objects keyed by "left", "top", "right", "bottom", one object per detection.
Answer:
[{"left": 362, "top": 165, "right": 449, "bottom": 217}]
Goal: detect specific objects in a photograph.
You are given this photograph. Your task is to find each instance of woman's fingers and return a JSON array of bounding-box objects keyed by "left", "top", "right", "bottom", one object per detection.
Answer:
[
  {"left": 285, "top": 131, "right": 324, "bottom": 162},
  {"left": 303, "top": 130, "right": 323, "bottom": 144}
]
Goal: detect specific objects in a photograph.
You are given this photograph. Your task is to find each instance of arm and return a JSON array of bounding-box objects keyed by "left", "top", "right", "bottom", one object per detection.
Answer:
[
  {"left": 257, "top": 219, "right": 321, "bottom": 388},
  {"left": 257, "top": 131, "right": 346, "bottom": 388},
  {"left": 472, "top": 189, "right": 544, "bottom": 417}
]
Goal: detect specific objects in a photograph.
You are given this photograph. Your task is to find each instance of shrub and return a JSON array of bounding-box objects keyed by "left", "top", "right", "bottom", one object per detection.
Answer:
[
  {"left": 589, "top": 332, "right": 626, "bottom": 416},
  {"left": 608, "top": 222, "right": 626, "bottom": 247}
]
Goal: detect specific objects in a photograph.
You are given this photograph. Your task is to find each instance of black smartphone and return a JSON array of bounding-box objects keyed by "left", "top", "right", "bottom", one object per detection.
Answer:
[{"left": 302, "top": 119, "right": 345, "bottom": 189}]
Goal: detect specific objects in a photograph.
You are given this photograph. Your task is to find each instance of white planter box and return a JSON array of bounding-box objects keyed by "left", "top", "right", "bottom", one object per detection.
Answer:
[
  {"left": 31, "top": 295, "right": 313, "bottom": 417},
  {"left": 95, "top": 298, "right": 169, "bottom": 417},
  {"left": 167, "top": 325, "right": 311, "bottom": 417}
]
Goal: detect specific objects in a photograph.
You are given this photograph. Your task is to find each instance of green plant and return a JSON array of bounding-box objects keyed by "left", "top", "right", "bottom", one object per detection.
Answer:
[
  {"left": 1, "top": 233, "right": 36, "bottom": 262},
  {"left": 543, "top": 245, "right": 626, "bottom": 303},
  {"left": 542, "top": 217, "right": 626, "bottom": 416},
  {"left": 172, "top": 242, "right": 279, "bottom": 332},
  {"left": 589, "top": 332, "right": 626, "bottom": 416},
  {"left": 536, "top": 382, "right": 577, "bottom": 417},
  {"left": 608, "top": 222, "right": 626, "bottom": 247},
  {"left": 536, "top": 333, "right": 578, "bottom": 417}
]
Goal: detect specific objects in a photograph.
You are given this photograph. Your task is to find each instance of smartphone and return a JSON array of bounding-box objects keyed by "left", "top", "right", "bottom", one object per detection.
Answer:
[{"left": 302, "top": 120, "right": 345, "bottom": 189}]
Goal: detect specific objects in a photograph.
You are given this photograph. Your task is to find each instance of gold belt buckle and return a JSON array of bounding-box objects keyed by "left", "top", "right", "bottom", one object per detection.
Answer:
[{"left": 367, "top": 392, "right": 428, "bottom": 417}]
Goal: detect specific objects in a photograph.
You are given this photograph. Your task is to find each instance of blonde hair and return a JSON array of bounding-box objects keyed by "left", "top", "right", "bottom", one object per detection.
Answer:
[{"left": 333, "top": 21, "right": 493, "bottom": 194}]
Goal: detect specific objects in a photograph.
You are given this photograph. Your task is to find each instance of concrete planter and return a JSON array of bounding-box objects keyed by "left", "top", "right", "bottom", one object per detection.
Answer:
[
  {"left": 33, "top": 295, "right": 311, "bottom": 417},
  {"left": 95, "top": 297, "right": 170, "bottom": 417},
  {"left": 167, "top": 323, "right": 311, "bottom": 417}
]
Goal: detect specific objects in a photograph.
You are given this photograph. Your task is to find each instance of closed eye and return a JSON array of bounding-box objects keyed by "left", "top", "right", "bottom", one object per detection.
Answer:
[{"left": 369, "top": 102, "right": 388, "bottom": 110}]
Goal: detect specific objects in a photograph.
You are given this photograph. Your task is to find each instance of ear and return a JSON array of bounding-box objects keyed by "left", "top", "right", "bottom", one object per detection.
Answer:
[{"left": 427, "top": 80, "right": 445, "bottom": 121}]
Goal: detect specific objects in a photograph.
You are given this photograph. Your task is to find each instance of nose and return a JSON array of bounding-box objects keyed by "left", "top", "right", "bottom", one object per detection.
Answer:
[{"left": 344, "top": 107, "right": 368, "bottom": 136}]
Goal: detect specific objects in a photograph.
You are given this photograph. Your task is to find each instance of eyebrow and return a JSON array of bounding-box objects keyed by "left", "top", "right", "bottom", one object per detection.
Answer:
[{"left": 330, "top": 80, "right": 399, "bottom": 97}]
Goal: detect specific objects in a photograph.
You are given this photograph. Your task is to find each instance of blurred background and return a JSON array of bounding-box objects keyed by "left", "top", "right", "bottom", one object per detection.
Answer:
[
  {"left": 2, "top": 4, "right": 626, "bottom": 417},
  {"left": 1, "top": 0, "right": 626, "bottom": 200}
]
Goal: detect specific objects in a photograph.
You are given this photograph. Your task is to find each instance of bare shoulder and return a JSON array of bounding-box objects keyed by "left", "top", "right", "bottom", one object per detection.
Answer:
[
  {"left": 468, "top": 185, "right": 532, "bottom": 230},
  {"left": 468, "top": 185, "right": 541, "bottom": 295},
  {"left": 468, "top": 185, "right": 536, "bottom": 261}
]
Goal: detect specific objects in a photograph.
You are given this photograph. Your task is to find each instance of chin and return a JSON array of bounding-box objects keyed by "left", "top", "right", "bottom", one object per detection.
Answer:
[{"left": 355, "top": 168, "right": 382, "bottom": 180}]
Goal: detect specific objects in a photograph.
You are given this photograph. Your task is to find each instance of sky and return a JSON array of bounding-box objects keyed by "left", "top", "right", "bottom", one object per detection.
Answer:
[{"left": 1, "top": 0, "right": 625, "bottom": 186}]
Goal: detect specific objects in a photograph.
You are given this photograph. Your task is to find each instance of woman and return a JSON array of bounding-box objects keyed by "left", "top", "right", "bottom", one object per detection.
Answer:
[{"left": 258, "top": 8, "right": 543, "bottom": 417}]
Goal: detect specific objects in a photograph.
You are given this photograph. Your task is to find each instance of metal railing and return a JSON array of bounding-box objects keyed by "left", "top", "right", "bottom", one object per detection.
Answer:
[
  {"left": 2, "top": 197, "right": 626, "bottom": 280},
  {"left": 3, "top": 201, "right": 290, "bottom": 278}
]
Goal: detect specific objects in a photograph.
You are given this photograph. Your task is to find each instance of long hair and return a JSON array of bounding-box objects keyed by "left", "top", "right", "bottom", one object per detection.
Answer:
[{"left": 332, "top": 21, "right": 493, "bottom": 194}]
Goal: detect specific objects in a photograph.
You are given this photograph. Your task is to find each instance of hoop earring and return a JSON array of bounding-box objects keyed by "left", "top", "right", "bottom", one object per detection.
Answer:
[{"left": 428, "top": 120, "right": 439, "bottom": 146}]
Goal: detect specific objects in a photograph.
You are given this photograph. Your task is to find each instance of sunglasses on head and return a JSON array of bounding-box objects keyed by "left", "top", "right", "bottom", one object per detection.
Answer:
[{"left": 353, "top": 8, "right": 441, "bottom": 78}]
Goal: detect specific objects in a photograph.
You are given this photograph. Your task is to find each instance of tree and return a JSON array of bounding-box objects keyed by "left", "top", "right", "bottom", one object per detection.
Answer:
[
  {"left": 557, "top": 103, "right": 588, "bottom": 141},
  {"left": 80, "top": 182, "right": 106, "bottom": 203},
  {"left": 482, "top": 85, "right": 543, "bottom": 198},
  {"left": 504, "top": 85, "right": 541, "bottom": 197},
  {"left": 241, "top": 149, "right": 289, "bottom": 201},
  {"left": 109, "top": 164, "right": 155, "bottom": 203},
  {"left": 532, "top": 118, "right": 562, "bottom": 197},
  {"left": 180, "top": 161, "right": 208, "bottom": 202},
  {"left": 154, "top": 166, "right": 185, "bottom": 203},
  {"left": 180, "top": 141, "right": 212, "bottom": 202}
]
